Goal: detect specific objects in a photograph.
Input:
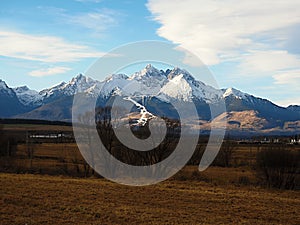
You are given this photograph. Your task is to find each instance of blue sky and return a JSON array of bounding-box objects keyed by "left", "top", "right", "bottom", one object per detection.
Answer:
[{"left": 0, "top": 0, "right": 300, "bottom": 106}]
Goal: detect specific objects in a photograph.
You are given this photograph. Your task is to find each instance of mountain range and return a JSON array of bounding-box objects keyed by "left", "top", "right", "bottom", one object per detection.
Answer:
[{"left": 1, "top": 64, "right": 299, "bottom": 135}]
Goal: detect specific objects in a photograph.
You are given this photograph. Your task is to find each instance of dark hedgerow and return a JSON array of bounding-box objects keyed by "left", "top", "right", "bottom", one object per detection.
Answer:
[{"left": 256, "top": 144, "right": 300, "bottom": 190}]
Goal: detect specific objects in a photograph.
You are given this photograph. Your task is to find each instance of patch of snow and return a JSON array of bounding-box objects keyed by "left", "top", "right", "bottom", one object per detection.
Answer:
[
  {"left": 13, "top": 86, "right": 42, "bottom": 106},
  {"left": 124, "top": 96, "right": 156, "bottom": 126},
  {"left": 7, "top": 65, "right": 253, "bottom": 111},
  {"left": 158, "top": 68, "right": 222, "bottom": 103},
  {"left": 159, "top": 74, "right": 193, "bottom": 101},
  {"left": 223, "top": 87, "right": 248, "bottom": 99}
]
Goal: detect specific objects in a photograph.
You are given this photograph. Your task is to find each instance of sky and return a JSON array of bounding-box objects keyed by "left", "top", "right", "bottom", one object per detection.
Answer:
[{"left": 0, "top": 0, "right": 299, "bottom": 106}]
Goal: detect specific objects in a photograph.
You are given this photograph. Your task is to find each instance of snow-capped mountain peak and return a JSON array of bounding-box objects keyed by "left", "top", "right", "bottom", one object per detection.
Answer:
[
  {"left": 167, "top": 67, "right": 190, "bottom": 79},
  {"left": 0, "top": 79, "right": 15, "bottom": 97},
  {"left": 13, "top": 86, "right": 42, "bottom": 106},
  {"left": 129, "top": 64, "right": 164, "bottom": 80},
  {"left": 105, "top": 73, "right": 128, "bottom": 82},
  {"left": 159, "top": 68, "right": 223, "bottom": 103},
  {"left": 223, "top": 87, "right": 248, "bottom": 99},
  {"left": 13, "top": 85, "right": 29, "bottom": 92},
  {"left": 39, "top": 74, "right": 100, "bottom": 99},
  {"left": 159, "top": 74, "right": 193, "bottom": 101},
  {"left": 69, "top": 74, "right": 95, "bottom": 86},
  {"left": 0, "top": 79, "right": 9, "bottom": 89},
  {"left": 1, "top": 66, "right": 252, "bottom": 110}
]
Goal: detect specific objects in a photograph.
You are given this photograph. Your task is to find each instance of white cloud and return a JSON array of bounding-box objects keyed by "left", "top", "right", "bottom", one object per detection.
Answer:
[
  {"left": 272, "top": 70, "right": 300, "bottom": 106},
  {"left": 147, "top": 0, "right": 300, "bottom": 65},
  {"left": 29, "top": 67, "right": 71, "bottom": 77},
  {"left": 147, "top": 0, "right": 300, "bottom": 105},
  {"left": 0, "top": 30, "right": 105, "bottom": 63},
  {"left": 67, "top": 9, "right": 119, "bottom": 35},
  {"left": 239, "top": 50, "right": 300, "bottom": 74},
  {"left": 273, "top": 70, "right": 300, "bottom": 85},
  {"left": 39, "top": 7, "right": 121, "bottom": 36},
  {"left": 276, "top": 97, "right": 300, "bottom": 107}
]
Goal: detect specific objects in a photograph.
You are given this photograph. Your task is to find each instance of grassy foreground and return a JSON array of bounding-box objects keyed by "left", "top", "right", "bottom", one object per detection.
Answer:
[{"left": 1, "top": 173, "right": 299, "bottom": 225}]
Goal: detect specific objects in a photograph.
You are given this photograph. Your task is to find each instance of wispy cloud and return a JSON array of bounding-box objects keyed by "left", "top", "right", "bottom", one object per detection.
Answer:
[
  {"left": 0, "top": 30, "right": 105, "bottom": 63},
  {"left": 274, "top": 70, "right": 300, "bottom": 84},
  {"left": 276, "top": 96, "right": 300, "bottom": 107},
  {"left": 67, "top": 9, "right": 119, "bottom": 35},
  {"left": 147, "top": 0, "right": 300, "bottom": 105},
  {"left": 38, "top": 6, "right": 121, "bottom": 36},
  {"left": 147, "top": 0, "right": 300, "bottom": 66},
  {"left": 29, "top": 67, "right": 71, "bottom": 77},
  {"left": 238, "top": 50, "right": 300, "bottom": 75}
]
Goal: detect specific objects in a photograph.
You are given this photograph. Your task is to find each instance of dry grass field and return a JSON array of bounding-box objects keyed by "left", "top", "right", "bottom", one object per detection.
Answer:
[
  {"left": 2, "top": 123, "right": 73, "bottom": 132},
  {"left": 1, "top": 124, "right": 299, "bottom": 224},
  {"left": 1, "top": 172, "right": 299, "bottom": 225}
]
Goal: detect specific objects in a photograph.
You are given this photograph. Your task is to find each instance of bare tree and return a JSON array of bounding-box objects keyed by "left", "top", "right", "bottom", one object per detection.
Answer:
[
  {"left": 77, "top": 111, "right": 97, "bottom": 177},
  {"left": 213, "top": 140, "right": 236, "bottom": 167}
]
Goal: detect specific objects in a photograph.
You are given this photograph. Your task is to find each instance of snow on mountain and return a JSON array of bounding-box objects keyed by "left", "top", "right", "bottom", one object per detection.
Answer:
[
  {"left": 6, "top": 65, "right": 252, "bottom": 108},
  {"left": 1, "top": 65, "right": 263, "bottom": 109},
  {"left": 223, "top": 87, "right": 249, "bottom": 99},
  {"left": 100, "top": 74, "right": 129, "bottom": 96},
  {"left": 0, "top": 79, "right": 28, "bottom": 117},
  {"left": 91, "top": 65, "right": 168, "bottom": 97},
  {"left": 159, "top": 67, "right": 222, "bottom": 103},
  {"left": 159, "top": 74, "right": 193, "bottom": 101},
  {"left": 129, "top": 64, "right": 164, "bottom": 80},
  {"left": 13, "top": 86, "right": 42, "bottom": 106},
  {"left": 0, "top": 79, "right": 14, "bottom": 96},
  {"left": 66, "top": 74, "right": 98, "bottom": 94},
  {"left": 127, "top": 64, "right": 168, "bottom": 95},
  {"left": 124, "top": 96, "right": 156, "bottom": 126},
  {"left": 39, "top": 81, "right": 67, "bottom": 98},
  {"left": 2, "top": 65, "right": 300, "bottom": 133},
  {"left": 40, "top": 74, "right": 100, "bottom": 98}
]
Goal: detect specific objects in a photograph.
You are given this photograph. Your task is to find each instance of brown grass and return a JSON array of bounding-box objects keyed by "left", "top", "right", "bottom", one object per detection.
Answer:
[
  {"left": 2, "top": 124, "right": 72, "bottom": 131},
  {"left": 1, "top": 173, "right": 299, "bottom": 225}
]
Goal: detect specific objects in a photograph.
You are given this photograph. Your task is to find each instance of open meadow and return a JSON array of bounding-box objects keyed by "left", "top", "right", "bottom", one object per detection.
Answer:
[
  {"left": 1, "top": 123, "right": 300, "bottom": 224},
  {"left": 1, "top": 172, "right": 300, "bottom": 225}
]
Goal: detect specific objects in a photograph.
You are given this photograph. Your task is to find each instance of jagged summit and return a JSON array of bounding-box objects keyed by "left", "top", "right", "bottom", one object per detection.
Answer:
[
  {"left": 130, "top": 64, "right": 164, "bottom": 80},
  {"left": 13, "top": 85, "right": 30, "bottom": 92},
  {"left": 167, "top": 67, "right": 190, "bottom": 79},
  {"left": 1, "top": 65, "right": 299, "bottom": 134},
  {"left": 105, "top": 73, "right": 129, "bottom": 82},
  {"left": 0, "top": 79, "right": 14, "bottom": 96},
  {"left": 223, "top": 87, "right": 248, "bottom": 99},
  {"left": 13, "top": 86, "right": 41, "bottom": 106},
  {"left": 3, "top": 66, "right": 258, "bottom": 106},
  {"left": 0, "top": 79, "right": 9, "bottom": 89},
  {"left": 70, "top": 73, "right": 94, "bottom": 85}
]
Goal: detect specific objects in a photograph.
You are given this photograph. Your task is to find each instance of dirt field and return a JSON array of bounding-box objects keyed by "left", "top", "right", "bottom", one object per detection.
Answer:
[{"left": 1, "top": 173, "right": 299, "bottom": 225}]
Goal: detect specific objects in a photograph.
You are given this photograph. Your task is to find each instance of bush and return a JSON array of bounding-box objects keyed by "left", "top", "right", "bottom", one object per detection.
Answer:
[
  {"left": 213, "top": 140, "right": 236, "bottom": 167},
  {"left": 0, "top": 124, "right": 7, "bottom": 156},
  {"left": 256, "top": 145, "right": 300, "bottom": 190}
]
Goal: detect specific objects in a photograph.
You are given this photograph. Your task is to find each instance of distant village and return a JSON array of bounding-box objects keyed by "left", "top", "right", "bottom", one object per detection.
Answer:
[
  {"left": 237, "top": 135, "right": 300, "bottom": 145},
  {"left": 25, "top": 130, "right": 300, "bottom": 145}
]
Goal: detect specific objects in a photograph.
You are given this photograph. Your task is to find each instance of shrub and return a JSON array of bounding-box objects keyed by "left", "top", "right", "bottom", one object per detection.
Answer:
[
  {"left": 256, "top": 145, "right": 300, "bottom": 190},
  {"left": 213, "top": 140, "right": 236, "bottom": 167}
]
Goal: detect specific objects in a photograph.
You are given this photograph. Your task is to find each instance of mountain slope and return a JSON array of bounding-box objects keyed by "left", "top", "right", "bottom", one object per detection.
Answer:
[
  {"left": 13, "top": 86, "right": 42, "bottom": 107},
  {"left": 0, "top": 80, "right": 29, "bottom": 117},
  {"left": 1, "top": 65, "right": 299, "bottom": 134},
  {"left": 16, "top": 95, "right": 74, "bottom": 122}
]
